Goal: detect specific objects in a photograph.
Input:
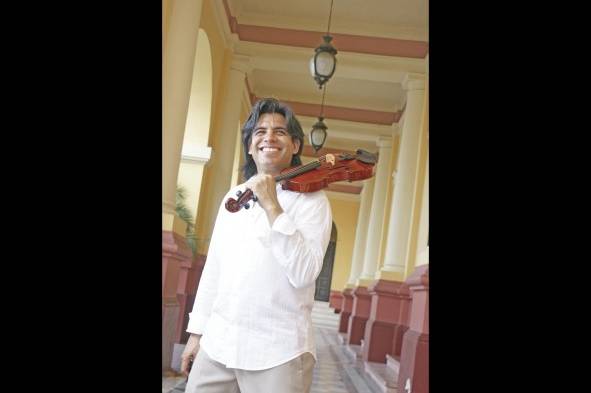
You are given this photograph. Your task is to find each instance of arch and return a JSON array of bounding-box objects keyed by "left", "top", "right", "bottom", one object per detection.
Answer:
[
  {"left": 182, "top": 28, "right": 212, "bottom": 152},
  {"left": 177, "top": 28, "right": 213, "bottom": 231}
]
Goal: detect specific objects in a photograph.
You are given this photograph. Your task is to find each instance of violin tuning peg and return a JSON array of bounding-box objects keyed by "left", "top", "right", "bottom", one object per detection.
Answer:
[
  {"left": 236, "top": 190, "right": 242, "bottom": 197},
  {"left": 244, "top": 203, "right": 250, "bottom": 209}
]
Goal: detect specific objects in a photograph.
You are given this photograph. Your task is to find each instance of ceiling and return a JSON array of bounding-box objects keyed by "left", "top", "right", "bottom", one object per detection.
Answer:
[{"left": 216, "top": 0, "right": 428, "bottom": 186}]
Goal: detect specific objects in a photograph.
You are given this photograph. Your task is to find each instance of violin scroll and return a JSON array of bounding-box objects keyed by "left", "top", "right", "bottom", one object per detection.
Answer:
[{"left": 225, "top": 188, "right": 256, "bottom": 212}]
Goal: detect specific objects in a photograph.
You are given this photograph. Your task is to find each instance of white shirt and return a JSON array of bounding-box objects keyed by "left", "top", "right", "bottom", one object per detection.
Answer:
[{"left": 186, "top": 182, "right": 333, "bottom": 370}]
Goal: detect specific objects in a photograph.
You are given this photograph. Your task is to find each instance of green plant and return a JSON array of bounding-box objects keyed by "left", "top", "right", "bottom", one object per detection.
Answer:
[{"left": 175, "top": 186, "right": 197, "bottom": 255}]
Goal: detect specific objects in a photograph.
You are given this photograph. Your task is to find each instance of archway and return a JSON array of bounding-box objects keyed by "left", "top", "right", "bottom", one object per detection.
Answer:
[{"left": 177, "top": 28, "right": 213, "bottom": 230}]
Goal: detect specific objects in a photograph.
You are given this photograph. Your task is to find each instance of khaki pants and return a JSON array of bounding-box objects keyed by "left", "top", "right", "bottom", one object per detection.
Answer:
[{"left": 185, "top": 349, "right": 315, "bottom": 393}]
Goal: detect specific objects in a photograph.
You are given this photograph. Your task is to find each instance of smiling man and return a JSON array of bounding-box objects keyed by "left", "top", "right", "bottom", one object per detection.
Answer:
[{"left": 181, "top": 98, "right": 333, "bottom": 393}]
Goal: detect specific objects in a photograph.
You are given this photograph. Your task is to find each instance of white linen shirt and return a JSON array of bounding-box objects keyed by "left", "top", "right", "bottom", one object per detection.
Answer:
[{"left": 186, "top": 182, "right": 333, "bottom": 370}]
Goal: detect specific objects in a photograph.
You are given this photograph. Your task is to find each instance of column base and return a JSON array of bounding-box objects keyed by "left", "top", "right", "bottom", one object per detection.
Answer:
[
  {"left": 175, "top": 293, "right": 196, "bottom": 344},
  {"left": 339, "top": 288, "right": 354, "bottom": 333},
  {"left": 174, "top": 254, "right": 206, "bottom": 344},
  {"left": 339, "top": 311, "right": 351, "bottom": 333},
  {"left": 347, "top": 315, "right": 368, "bottom": 345},
  {"left": 162, "top": 297, "right": 180, "bottom": 371},
  {"left": 329, "top": 290, "right": 343, "bottom": 313},
  {"left": 361, "top": 279, "right": 408, "bottom": 363},
  {"left": 375, "top": 269, "right": 405, "bottom": 282},
  {"left": 392, "top": 323, "right": 409, "bottom": 357},
  {"left": 162, "top": 230, "right": 192, "bottom": 370},
  {"left": 398, "top": 329, "right": 429, "bottom": 393},
  {"left": 346, "top": 286, "right": 371, "bottom": 344},
  {"left": 362, "top": 319, "right": 396, "bottom": 363}
]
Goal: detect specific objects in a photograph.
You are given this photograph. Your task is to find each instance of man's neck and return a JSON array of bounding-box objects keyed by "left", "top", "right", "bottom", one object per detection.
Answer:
[{"left": 257, "top": 168, "right": 283, "bottom": 177}]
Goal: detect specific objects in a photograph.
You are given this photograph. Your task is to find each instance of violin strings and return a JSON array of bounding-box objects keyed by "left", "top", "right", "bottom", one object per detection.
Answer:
[
  {"left": 275, "top": 156, "right": 325, "bottom": 181},
  {"left": 283, "top": 157, "right": 323, "bottom": 176},
  {"left": 276, "top": 162, "right": 318, "bottom": 180}
]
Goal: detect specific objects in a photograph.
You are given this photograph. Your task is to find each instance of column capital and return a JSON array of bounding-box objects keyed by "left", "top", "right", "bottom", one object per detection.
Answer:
[
  {"left": 231, "top": 54, "right": 252, "bottom": 74},
  {"left": 181, "top": 145, "right": 212, "bottom": 164},
  {"left": 376, "top": 136, "right": 393, "bottom": 148},
  {"left": 402, "top": 72, "right": 426, "bottom": 91},
  {"left": 391, "top": 123, "right": 401, "bottom": 136}
]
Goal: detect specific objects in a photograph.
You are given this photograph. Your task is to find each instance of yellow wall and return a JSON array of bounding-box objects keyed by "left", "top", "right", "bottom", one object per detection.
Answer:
[
  {"left": 326, "top": 196, "right": 360, "bottom": 291},
  {"left": 163, "top": 0, "right": 172, "bottom": 43}
]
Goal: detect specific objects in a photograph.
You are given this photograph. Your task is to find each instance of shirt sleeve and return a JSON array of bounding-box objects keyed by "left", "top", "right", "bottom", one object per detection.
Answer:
[
  {"left": 269, "top": 191, "right": 333, "bottom": 289},
  {"left": 186, "top": 197, "right": 227, "bottom": 335}
]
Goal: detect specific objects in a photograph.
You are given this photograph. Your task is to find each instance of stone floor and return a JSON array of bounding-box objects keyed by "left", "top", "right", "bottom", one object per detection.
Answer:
[{"left": 163, "top": 301, "right": 382, "bottom": 393}]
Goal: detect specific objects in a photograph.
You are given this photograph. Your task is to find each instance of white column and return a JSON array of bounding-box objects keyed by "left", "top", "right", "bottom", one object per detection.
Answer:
[
  {"left": 346, "top": 177, "right": 375, "bottom": 288},
  {"left": 163, "top": 0, "right": 204, "bottom": 230},
  {"left": 415, "top": 153, "right": 429, "bottom": 266},
  {"left": 199, "top": 55, "right": 252, "bottom": 249},
  {"left": 380, "top": 73, "right": 426, "bottom": 277},
  {"left": 356, "top": 137, "right": 393, "bottom": 286}
]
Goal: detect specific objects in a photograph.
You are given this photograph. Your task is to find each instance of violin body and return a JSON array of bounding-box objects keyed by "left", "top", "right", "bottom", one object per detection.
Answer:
[
  {"left": 280, "top": 157, "right": 375, "bottom": 193},
  {"left": 225, "top": 149, "right": 377, "bottom": 213}
]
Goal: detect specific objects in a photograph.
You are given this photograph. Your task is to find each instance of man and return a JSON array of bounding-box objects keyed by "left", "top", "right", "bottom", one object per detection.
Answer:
[{"left": 181, "top": 98, "right": 333, "bottom": 393}]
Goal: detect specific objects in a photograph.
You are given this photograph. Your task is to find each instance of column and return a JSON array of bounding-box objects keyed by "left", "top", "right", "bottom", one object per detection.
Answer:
[
  {"left": 378, "top": 73, "right": 426, "bottom": 281},
  {"left": 339, "top": 178, "right": 375, "bottom": 333},
  {"left": 196, "top": 54, "right": 251, "bottom": 253},
  {"left": 163, "top": 0, "right": 204, "bottom": 228},
  {"left": 347, "top": 177, "right": 375, "bottom": 287},
  {"left": 357, "top": 137, "right": 393, "bottom": 285},
  {"left": 162, "top": 0, "right": 204, "bottom": 372},
  {"left": 346, "top": 137, "right": 392, "bottom": 345}
]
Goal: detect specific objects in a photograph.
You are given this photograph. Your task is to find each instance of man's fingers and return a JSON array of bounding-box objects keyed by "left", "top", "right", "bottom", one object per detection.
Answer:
[{"left": 180, "top": 356, "right": 192, "bottom": 376}]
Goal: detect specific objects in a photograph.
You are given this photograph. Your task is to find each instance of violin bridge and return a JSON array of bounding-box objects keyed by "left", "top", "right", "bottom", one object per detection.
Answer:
[{"left": 325, "top": 153, "right": 336, "bottom": 167}]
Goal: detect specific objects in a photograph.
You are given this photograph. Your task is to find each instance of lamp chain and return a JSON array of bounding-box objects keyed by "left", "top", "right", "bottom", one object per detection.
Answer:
[
  {"left": 320, "top": 84, "right": 327, "bottom": 118},
  {"left": 326, "top": 0, "right": 334, "bottom": 35}
]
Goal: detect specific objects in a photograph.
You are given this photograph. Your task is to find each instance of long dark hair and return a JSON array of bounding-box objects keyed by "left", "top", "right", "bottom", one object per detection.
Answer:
[{"left": 241, "top": 98, "right": 304, "bottom": 180}]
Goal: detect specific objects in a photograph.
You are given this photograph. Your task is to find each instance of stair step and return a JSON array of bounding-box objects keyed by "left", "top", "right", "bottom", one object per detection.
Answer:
[
  {"left": 364, "top": 361, "right": 399, "bottom": 393},
  {"left": 311, "top": 313, "right": 340, "bottom": 321},
  {"left": 344, "top": 344, "right": 362, "bottom": 362},
  {"left": 386, "top": 354, "right": 400, "bottom": 374}
]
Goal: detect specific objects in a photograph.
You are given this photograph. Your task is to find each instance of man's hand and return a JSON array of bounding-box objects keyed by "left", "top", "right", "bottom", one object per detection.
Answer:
[
  {"left": 180, "top": 334, "right": 201, "bottom": 377},
  {"left": 245, "top": 174, "right": 283, "bottom": 225}
]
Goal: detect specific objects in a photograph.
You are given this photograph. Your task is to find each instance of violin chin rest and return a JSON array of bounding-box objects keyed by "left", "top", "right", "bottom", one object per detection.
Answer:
[{"left": 356, "top": 149, "right": 378, "bottom": 164}]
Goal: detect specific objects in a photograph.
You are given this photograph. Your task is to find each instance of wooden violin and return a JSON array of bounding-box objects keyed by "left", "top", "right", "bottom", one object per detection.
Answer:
[{"left": 225, "top": 149, "right": 377, "bottom": 213}]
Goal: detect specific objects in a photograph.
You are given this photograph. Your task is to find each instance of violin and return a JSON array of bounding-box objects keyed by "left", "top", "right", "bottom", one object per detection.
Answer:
[{"left": 225, "top": 149, "right": 377, "bottom": 213}]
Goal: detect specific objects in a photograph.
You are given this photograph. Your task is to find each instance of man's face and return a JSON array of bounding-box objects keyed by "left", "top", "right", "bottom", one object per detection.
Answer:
[{"left": 248, "top": 113, "right": 301, "bottom": 176}]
